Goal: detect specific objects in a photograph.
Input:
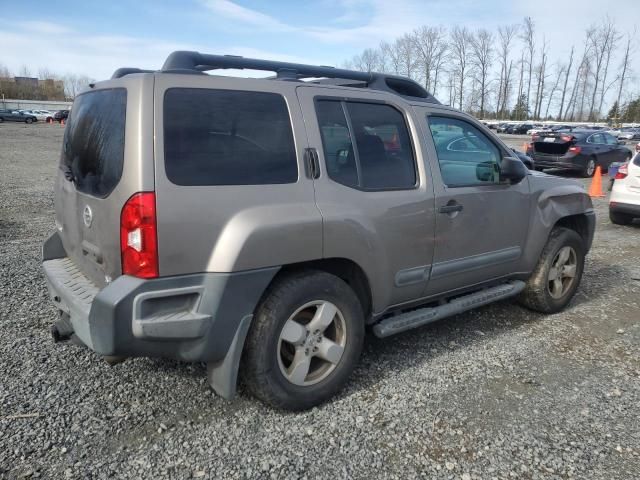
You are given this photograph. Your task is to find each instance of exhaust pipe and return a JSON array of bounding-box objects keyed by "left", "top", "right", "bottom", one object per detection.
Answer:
[{"left": 51, "top": 313, "right": 74, "bottom": 343}]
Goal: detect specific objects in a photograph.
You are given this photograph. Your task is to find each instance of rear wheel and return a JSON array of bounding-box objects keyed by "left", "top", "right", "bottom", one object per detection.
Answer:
[
  {"left": 518, "top": 227, "right": 585, "bottom": 313},
  {"left": 242, "top": 270, "right": 364, "bottom": 410},
  {"left": 582, "top": 157, "right": 597, "bottom": 178},
  {"left": 609, "top": 210, "right": 633, "bottom": 225}
]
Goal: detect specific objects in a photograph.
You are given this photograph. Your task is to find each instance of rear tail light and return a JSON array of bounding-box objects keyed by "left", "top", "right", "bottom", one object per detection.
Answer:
[
  {"left": 532, "top": 134, "right": 539, "bottom": 141},
  {"left": 568, "top": 146, "right": 582, "bottom": 154},
  {"left": 561, "top": 135, "right": 573, "bottom": 142},
  {"left": 615, "top": 162, "right": 629, "bottom": 180},
  {"left": 527, "top": 142, "right": 534, "bottom": 152},
  {"left": 636, "top": 143, "right": 639, "bottom": 153},
  {"left": 120, "top": 192, "right": 158, "bottom": 279}
]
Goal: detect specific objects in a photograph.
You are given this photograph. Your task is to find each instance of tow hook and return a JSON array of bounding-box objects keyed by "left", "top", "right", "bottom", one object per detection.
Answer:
[
  {"left": 51, "top": 313, "right": 74, "bottom": 343},
  {"left": 103, "top": 356, "right": 128, "bottom": 366}
]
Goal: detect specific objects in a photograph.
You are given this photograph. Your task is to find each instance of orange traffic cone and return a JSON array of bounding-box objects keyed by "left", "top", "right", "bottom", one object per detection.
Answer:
[{"left": 588, "top": 166, "right": 604, "bottom": 198}]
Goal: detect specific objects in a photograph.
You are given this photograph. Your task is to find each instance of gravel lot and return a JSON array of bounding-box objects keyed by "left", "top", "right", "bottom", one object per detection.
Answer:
[{"left": 1, "top": 122, "right": 639, "bottom": 479}]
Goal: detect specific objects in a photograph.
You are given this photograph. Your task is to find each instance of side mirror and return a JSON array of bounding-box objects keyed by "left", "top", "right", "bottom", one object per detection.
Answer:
[{"left": 500, "top": 156, "right": 527, "bottom": 184}]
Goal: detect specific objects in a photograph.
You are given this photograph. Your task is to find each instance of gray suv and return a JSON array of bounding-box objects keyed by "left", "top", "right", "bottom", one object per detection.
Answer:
[{"left": 42, "top": 51, "right": 595, "bottom": 410}]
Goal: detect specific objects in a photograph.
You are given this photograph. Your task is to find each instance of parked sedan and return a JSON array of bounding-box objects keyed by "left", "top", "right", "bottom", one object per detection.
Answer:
[
  {"left": 19, "top": 109, "right": 54, "bottom": 122},
  {"left": 527, "top": 130, "right": 632, "bottom": 177},
  {"left": 617, "top": 128, "right": 640, "bottom": 140},
  {"left": 0, "top": 110, "right": 38, "bottom": 124}
]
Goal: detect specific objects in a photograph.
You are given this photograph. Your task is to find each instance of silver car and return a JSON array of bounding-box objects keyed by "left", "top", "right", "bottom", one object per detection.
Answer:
[{"left": 42, "top": 51, "right": 596, "bottom": 410}]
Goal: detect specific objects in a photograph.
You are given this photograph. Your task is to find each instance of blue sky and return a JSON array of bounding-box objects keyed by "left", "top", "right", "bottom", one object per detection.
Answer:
[{"left": 1, "top": 0, "right": 638, "bottom": 80}]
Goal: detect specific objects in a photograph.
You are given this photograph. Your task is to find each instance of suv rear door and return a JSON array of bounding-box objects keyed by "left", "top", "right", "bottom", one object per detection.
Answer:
[
  {"left": 153, "top": 74, "right": 321, "bottom": 276},
  {"left": 297, "top": 85, "right": 436, "bottom": 312},
  {"left": 417, "top": 109, "right": 530, "bottom": 296},
  {"left": 55, "top": 76, "right": 155, "bottom": 287}
]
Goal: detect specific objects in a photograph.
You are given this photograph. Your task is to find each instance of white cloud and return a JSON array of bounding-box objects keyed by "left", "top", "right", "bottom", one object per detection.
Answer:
[
  {"left": 0, "top": 20, "right": 325, "bottom": 80},
  {"left": 17, "top": 21, "right": 71, "bottom": 35},
  {"left": 201, "top": 0, "right": 291, "bottom": 30}
]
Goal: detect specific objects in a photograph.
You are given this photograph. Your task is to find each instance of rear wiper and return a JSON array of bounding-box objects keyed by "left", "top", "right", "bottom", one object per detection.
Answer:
[{"left": 62, "top": 165, "right": 76, "bottom": 184}]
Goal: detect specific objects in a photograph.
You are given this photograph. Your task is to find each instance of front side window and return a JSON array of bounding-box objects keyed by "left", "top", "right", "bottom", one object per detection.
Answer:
[
  {"left": 428, "top": 116, "right": 501, "bottom": 187},
  {"left": 315, "top": 100, "right": 416, "bottom": 190},
  {"left": 164, "top": 88, "right": 297, "bottom": 186}
]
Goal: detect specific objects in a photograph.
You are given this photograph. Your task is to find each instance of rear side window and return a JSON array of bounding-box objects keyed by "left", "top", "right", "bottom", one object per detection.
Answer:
[
  {"left": 315, "top": 100, "right": 416, "bottom": 190},
  {"left": 164, "top": 89, "right": 297, "bottom": 186},
  {"left": 61, "top": 88, "right": 127, "bottom": 198}
]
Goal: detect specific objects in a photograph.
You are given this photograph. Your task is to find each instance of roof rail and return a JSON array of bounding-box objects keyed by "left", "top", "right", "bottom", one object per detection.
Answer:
[{"left": 112, "top": 51, "right": 439, "bottom": 103}]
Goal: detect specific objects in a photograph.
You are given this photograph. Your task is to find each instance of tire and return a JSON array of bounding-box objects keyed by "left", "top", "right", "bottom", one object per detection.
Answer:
[
  {"left": 581, "top": 156, "right": 597, "bottom": 178},
  {"left": 25, "top": 118, "right": 33, "bottom": 124},
  {"left": 242, "top": 270, "right": 364, "bottom": 410},
  {"left": 609, "top": 210, "right": 633, "bottom": 225},
  {"left": 518, "top": 227, "right": 585, "bottom": 314}
]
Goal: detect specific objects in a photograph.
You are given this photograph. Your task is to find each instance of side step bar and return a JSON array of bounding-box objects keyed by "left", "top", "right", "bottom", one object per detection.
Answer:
[{"left": 373, "top": 280, "right": 525, "bottom": 338}]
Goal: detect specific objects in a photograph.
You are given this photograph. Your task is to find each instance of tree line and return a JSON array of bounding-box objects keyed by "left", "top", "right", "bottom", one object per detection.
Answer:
[
  {"left": 343, "top": 17, "right": 639, "bottom": 123},
  {"left": 0, "top": 64, "right": 94, "bottom": 101}
]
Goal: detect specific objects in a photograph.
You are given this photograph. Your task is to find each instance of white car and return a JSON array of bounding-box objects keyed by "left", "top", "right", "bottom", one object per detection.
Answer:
[
  {"left": 609, "top": 154, "right": 640, "bottom": 225},
  {"left": 617, "top": 128, "right": 640, "bottom": 140},
  {"left": 19, "top": 109, "right": 54, "bottom": 122}
]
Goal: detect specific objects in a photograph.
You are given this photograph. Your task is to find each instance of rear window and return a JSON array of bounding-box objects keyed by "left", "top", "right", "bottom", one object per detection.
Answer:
[
  {"left": 164, "top": 88, "right": 297, "bottom": 186},
  {"left": 60, "top": 88, "right": 127, "bottom": 198}
]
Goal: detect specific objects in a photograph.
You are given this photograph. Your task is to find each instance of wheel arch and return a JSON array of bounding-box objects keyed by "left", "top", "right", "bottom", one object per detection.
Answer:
[{"left": 276, "top": 258, "right": 373, "bottom": 321}]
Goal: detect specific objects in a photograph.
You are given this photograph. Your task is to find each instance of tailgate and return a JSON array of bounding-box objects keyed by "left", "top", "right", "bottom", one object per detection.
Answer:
[{"left": 54, "top": 81, "right": 154, "bottom": 287}]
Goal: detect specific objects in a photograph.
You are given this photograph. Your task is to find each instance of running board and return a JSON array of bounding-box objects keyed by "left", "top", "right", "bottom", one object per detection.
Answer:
[{"left": 373, "top": 280, "right": 526, "bottom": 338}]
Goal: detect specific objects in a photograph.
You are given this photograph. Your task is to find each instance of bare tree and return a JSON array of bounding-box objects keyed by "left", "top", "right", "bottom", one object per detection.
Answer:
[
  {"left": 496, "top": 25, "right": 518, "bottom": 117},
  {"left": 380, "top": 41, "right": 401, "bottom": 75},
  {"left": 520, "top": 17, "right": 535, "bottom": 118},
  {"left": 396, "top": 34, "right": 418, "bottom": 79},
  {"left": 63, "top": 74, "right": 94, "bottom": 99},
  {"left": 615, "top": 31, "right": 635, "bottom": 121},
  {"left": 532, "top": 38, "right": 549, "bottom": 119},
  {"left": 557, "top": 46, "right": 574, "bottom": 120},
  {"left": 470, "top": 29, "right": 494, "bottom": 118},
  {"left": 450, "top": 26, "right": 471, "bottom": 110},
  {"left": 413, "top": 25, "right": 448, "bottom": 95},
  {"left": 544, "top": 63, "right": 565, "bottom": 118},
  {"left": 587, "top": 20, "right": 619, "bottom": 120}
]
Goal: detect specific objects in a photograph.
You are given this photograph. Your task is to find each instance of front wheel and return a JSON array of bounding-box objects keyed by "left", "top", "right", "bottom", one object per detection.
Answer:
[
  {"left": 242, "top": 270, "right": 364, "bottom": 410},
  {"left": 518, "top": 227, "right": 585, "bottom": 314},
  {"left": 25, "top": 118, "right": 33, "bottom": 124}
]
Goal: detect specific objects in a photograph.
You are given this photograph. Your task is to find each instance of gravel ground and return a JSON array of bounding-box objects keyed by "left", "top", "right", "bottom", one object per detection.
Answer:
[{"left": 1, "top": 122, "right": 639, "bottom": 479}]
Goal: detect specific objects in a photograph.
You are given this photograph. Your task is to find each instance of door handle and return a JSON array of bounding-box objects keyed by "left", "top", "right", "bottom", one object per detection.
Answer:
[
  {"left": 439, "top": 203, "right": 463, "bottom": 214},
  {"left": 305, "top": 148, "right": 320, "bottom": 179}
]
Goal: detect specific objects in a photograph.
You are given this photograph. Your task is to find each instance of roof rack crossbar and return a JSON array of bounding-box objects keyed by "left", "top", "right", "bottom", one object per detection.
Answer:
[
  {"left": 162, "top": 51, "right": 373, "bottom": 82},
  {"left": 110, "top": 51, "right": 440, "bottom": 103}
]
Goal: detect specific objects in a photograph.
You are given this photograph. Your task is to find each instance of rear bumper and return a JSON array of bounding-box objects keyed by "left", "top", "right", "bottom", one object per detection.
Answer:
[
  {"left": 42, "top": 233, "right": 277, "bottom": 365},
  {"left": 609, "top": 201, "right": 640, "bottom": 217},
  {"left": 529, "top": 154, "right": 581, "bottom": 170}
]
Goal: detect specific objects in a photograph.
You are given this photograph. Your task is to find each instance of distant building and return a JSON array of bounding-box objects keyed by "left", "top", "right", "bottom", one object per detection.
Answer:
[{"left": 14, "top": 76, "right": 39, "bottom": 88}]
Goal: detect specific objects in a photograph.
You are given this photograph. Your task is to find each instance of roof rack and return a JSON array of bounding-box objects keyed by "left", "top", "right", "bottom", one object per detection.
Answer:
[{"left": 112, "top": 51, "right": 439, "bottom": 104}]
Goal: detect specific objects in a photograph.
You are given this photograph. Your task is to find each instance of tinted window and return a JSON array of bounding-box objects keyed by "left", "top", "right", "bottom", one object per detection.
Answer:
[
  {"left": 315, "top": 100, "right": 416, "bottom": 190},
  {"left": 604, "top": 133, "right": 618, "bottom": 145},
  {"left": 60, "top": 88, "right": 127, "bottom": 198},
  {"left": 164, "top": 89, "right": 297, "bottom": 186},
  {"left": 587, "top": 133, "right": 605, "bottom": 144},
  {"left": 428, "top": 116, "right": 501, "bottom": 187}
]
